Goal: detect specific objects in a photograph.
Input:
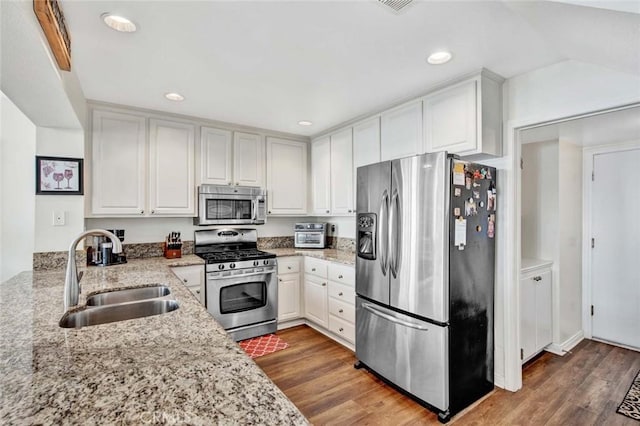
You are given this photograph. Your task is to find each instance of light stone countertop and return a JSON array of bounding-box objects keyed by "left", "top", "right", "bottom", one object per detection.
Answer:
[
  {"left": 0, "top": 255, "right": 308, "bottom": 425},
  {"left": 265, "top": 248, "right": 355, "bottom": 265}
]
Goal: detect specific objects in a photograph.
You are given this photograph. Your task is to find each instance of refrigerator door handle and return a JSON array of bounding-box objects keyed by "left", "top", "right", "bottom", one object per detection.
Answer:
[
  {"left": 379, "top": 190, "right": 389, "bottom": 276},
  {"left": 389, "top": 189, "right": 400, "bottom": 278},
  {"left": 362, "top": 302, "right": 430, "bottom": 331}
]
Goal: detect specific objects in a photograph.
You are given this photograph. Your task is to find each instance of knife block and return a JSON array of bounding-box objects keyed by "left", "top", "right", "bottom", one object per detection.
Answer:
[{"left": 163, "top": 242, "right": 182, "bottom": 259}]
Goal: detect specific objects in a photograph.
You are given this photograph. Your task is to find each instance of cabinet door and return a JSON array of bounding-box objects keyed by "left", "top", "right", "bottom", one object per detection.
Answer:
[
  {"left": 304, "top": 275, "right": 328, "bottom": 327},
  {"left": 380, "top": 100, "right": 423, "bottom": 161},
  {"left": 266, "top": 137, "right": 308, "bottom": 215},
  {"left": 520, "top": 275, "right": 537, "bottom": 362},
  {"left": 311, "top": 137, "right": 331, "bottom": 215},
  {"left": 200, "top": 127, "right": 232, "bottom": 186},
  {"left": 424, "top": 79, "right": 477, "bottom": 154},
  {"left": 535, "top": 271, "right": 553, "bottom": 351},
  {"left": 330, "top": 128, "right": 354, "bottom": 215},
  {"left": 233, "top": 132, "right": 264, "bottom": 187},
  {"left": 354, "top": 117, "right": 381, "bottom": 169},
  {"left": 91, "top": 110, "right": 146, "bottom": 215},
  {"left": 172, "top": 265, "right": 204, "bottom": 304},
  {"left": 149, "top": 119, "right": 196, "bottom": 215},
  {"left": 278, "top": 273, "right": 301, "bottom": 321}
]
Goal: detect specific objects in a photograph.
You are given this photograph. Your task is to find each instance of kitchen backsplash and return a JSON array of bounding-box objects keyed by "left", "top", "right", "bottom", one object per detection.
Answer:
[{"left": 33, "top": 236, "right": 356, "bottom": 271}]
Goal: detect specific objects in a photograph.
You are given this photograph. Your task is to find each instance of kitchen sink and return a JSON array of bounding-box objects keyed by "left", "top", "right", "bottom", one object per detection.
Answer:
[
  {"left": 86, "top": 285, "right": 171, "bottom": 306},
  {"left": 59, "top": 299, "right": 179, "bottom": 328}
]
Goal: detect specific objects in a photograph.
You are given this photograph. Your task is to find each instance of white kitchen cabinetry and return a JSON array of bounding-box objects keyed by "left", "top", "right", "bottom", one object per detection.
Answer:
[
  {"left": 304, "top": 257, "right": 329, "bottom": 327},
  {"left": 266, "top": 137, "right": 308, "bottom": 215},
  {"left": 277, "top": 257, "right": 302, "bottom": 325},
  {"left": 171, "top": 265, "right": 204, "bottom": 305},
  {"left": 234, "top": 132, "right": 264, "bottom": 187},
  {"left": 380, "top": 100, "right": 423, "bottom": 161},
  {"left": 149, "top": 119, "right": 196, "bottom": 215},
  {"left": 520, "top": 259, "right": 553, "bottom": 363},
  {"left": 91, "top": 110, "right": 147, "bottom": 215},
  {"left": 311, "top": 137, "right": 331, "bottom": 215},
  {"left": 329, "top": 128, "right": 354, "bottom": 215},
  {"left": 423, "top": 71, "right": 503, "bottom": 157},
  {"left": 199, "top": 127, "right": 233, "bottom": 185},
  {"left": 327, "top": 263, "right": 356, "bottom": 344}
]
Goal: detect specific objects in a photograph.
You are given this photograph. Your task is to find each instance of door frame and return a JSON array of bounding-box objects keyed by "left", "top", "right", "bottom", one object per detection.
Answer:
[{"left": 581, "top": 140, "right": 640, "bottom": 340}]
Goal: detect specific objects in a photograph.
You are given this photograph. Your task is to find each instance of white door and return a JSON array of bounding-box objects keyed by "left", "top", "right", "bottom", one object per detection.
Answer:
[
  {"left": 266, "top": 137, "right": 307, "bottom": 215},
  {"left": 200, "top": 126, "right": 232, "bottom": 186},
  {"left": 380, "top": 100, "right": 423, "bottom": 161},
  {"left": 330, "top": 128, "right": 354, "bottom": 215},
  {"left": 233, "top": 132, "right": 264, "bottom": 187},
  {"left": 304, "top": 276, "right": 328, "bottom": 327},
  {"left": 591, "top": 148, "right": 640, "bottom": 349},
  {"left": 278, "top": 274, "right": 301, "bottom": 321},
  {"left": 311, "top": 137, "right": 331, "bottom": 215}
]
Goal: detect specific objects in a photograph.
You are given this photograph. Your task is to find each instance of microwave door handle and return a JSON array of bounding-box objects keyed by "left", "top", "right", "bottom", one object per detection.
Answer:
[
  {"left": 252, "top": 199, "right": 257, "bottom": 221},
  {"left": 379, "top": 190, "right": 389, "bottom": 276},
  {"left": 389, "top": 189, "right": 400, "bottom": 279}
]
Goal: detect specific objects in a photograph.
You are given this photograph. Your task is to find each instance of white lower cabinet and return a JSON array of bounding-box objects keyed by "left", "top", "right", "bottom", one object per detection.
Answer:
[
  {"left": 520, "top": 259, "right": 553, "bottom": 363},
  {"left": 304, "top": 275, "right": 328, "bottom": 327},
  {"left": 277, "top": 257, "right": 302, "bottom": 323},
  {"left": 171, "top": 265, "right": 204, "bottom": 305}
]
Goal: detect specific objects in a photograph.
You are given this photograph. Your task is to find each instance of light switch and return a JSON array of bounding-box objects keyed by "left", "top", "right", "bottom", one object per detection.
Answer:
[{"left": 53, "top": 210, "right": 65, "bottom": 226}]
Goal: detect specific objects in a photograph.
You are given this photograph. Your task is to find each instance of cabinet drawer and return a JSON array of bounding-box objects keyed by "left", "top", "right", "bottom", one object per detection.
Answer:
[
  {"left": 328, "top": 281, "right": 355, "bottom": 303},
  {"left": 328, "top": 263, "right": 355, "bottom": 286},
  {"left": 305, "top": 257, "right": 328, "bottom": 278},
  {"left": 329, "top": 315, "right": 355, "bottom": 343},
  {"left": 328, "top": 298, "right": 355, "bottom": 324},
  {"left": 278, "top": 256, "right": 301, "bottom": 274}
]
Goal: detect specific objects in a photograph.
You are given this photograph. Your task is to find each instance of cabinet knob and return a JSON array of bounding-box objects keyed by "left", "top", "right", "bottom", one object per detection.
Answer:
[
  {"left": 322, "top": 282, "right": 326, "bottom": 286},
  {"left": 236, "top": 182, "right": 239, "bottom": 185},
  {"left": 338, "top": 275, "right": 343, "bottom": 279},
  {"left": 312, "top": 268, "right": 316, "bottom": 272},
  {"left": 228, "top": 182, "right": 232, "bottom": 186},
  {"left": 183, "top": 278, "right": 188, "bottom": 283},
  {"left": 348, "top": 210, "right": 352, "bottom": 213},
  {"left": 338, "top": 292, "right": 343, "bottom": 296},
  {"left": 339, "top": 327, "right": 344, "bottom": 332},
  {"left": 140, "top": 210, "right": 144, "bottom": 214},
  {"left": 196, "top": 290, "right": 200, "bottom": 294},
  {"left": 279, "top": 278, "right": 282, "bottom": 282},
  {"left": 151, "top": 210, "right": 155, "bottom": 214},
  {"left": 326, "top": 210, "right": 330, "bottom": 214},
  {"left": 268, "top": 211, "right": 272, "bottom": 214},
  {"left": 339, "top": 309, "right": 344, "bottom": 313},
  {"left": 533, "top": 276, "right": 542, "bottom": 282},
  {"left": 287, "top": 266, "right": 292, "bottom": 270}
]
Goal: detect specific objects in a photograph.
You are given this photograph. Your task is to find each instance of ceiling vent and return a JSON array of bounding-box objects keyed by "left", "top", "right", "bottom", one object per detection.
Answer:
[{"left": 378, "top": 0, "right": 413, "bottom": 13}]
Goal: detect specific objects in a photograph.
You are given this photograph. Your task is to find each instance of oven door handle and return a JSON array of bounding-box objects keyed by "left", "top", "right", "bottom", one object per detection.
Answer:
[{"left": 208, "top": 269, "right": 275, "bottom": 280}]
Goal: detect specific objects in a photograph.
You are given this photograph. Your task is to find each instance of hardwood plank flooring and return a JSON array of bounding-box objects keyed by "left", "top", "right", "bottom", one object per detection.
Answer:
[{"left": 254, "top": 325, "right": 640, "bottom": 425}]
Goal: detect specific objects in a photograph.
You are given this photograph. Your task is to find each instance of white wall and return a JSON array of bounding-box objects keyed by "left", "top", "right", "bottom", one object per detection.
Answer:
[
  {"left": 34, "top": 127, "right": 86, "bottom": 252},
  {"left": 0, "top": 92, "right": 36, "bottom": 281}
]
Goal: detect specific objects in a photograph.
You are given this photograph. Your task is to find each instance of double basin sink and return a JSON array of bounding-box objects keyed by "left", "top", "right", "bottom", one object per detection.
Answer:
[{"left": 59, "top": 285, "right": 179, "bottom": 328}]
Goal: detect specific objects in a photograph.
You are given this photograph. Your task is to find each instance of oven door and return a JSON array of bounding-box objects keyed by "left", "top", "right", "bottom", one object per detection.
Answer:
[{"left": 206, "top": 269, "right": 277, "bottom": 330}]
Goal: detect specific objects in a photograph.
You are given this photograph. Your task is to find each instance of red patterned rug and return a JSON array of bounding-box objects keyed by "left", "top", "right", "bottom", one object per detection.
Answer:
[{"left": 239, "top": 334, "right": 289, "bottom": 359}]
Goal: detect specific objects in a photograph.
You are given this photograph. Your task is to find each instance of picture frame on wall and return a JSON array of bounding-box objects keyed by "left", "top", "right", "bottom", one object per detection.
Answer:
[{"left": 35, "top": 156, "right": 84, "bottom": 195}]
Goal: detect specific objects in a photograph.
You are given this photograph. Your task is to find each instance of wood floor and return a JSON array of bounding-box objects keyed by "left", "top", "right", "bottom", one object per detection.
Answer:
[{"left": 254, "top": 325, "right": 640, "bottom": 425}]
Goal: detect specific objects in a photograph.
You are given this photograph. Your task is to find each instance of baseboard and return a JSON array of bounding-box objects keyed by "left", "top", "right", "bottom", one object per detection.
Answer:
[
  {"left": 493, "top": 373, "right": 505, "bottom": 390},
  {"left": 545, "top": 330, "right": 584, "bottom": 356},
  {"left": 277, "top": 318, "right": 305, "bottom": 330}
]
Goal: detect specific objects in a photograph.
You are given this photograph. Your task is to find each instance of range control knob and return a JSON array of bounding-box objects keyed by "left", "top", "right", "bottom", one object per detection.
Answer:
[
  {"left": 263, "top": 260, "right": 269, "bottom": 265},
  {"left": 230, "top": 263, "right": 236, "bottom": 269},
  {"left": 253, "top": 260, "right": 259, "bottom": 266},
  {"left": 218, "top": 264, "right": 225, "bottom": 270}
]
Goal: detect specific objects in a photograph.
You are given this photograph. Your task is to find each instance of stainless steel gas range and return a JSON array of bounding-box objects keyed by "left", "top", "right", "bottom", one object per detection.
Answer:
[{"left": 194, "top": 228, "right": 277, "bottom": 341}]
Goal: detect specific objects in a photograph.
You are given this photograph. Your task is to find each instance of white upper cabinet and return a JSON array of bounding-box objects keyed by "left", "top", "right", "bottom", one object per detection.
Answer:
[
  {"left": 353, "top": 117, "right": 381, "bottom": 169},
  {"left": 148, "top": 119, "right": 196, "bottom": 215},
  {"left": 233, "top": 132, "right": 264, "bottom": 187},
  {"left": 199, "top": 127, "right": 233, "bottom": 185},
  {"left": 266, "top": 137, "right": 308, "bottom": 215},
  {"left": 91, "top": 110, "right": 147, "bottom": 215},
  {"left": 423, "top": 71, "right": 503, "bottom": 157},
  {"left": 311, "top": 137, "right": 331, "bottom": 215},
  {"left": 380, "top": 100, "right": 423, "bottom": 161},
  {"left": 330, "top": 128, "right": 354, "bottom": 215}
]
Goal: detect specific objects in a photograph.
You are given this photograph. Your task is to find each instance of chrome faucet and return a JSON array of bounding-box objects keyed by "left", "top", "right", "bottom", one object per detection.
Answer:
[{"left": 64, "top": 229, "right": 123, "bottom": 311}]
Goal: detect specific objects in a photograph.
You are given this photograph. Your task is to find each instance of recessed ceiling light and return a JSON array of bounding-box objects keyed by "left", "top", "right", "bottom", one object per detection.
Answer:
[
  {"left": 164, "top": 92, "right": 185, "bottom": 102},
  {"left": 298, "top": 120, "right": 313, "bottom": 126},
  {"left": 101, "top": 13, "right": 137, "bottom": 33},
  {"left": 427, "top": 51, "right": 452, "bottom": 65}
]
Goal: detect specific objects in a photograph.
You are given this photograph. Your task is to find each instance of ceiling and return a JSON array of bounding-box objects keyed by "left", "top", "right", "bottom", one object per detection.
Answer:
[
  {"left": 520, "top": 105, "right": 640, "bottom": 146},
  {"left": 53, "top": 1, "right": 640, "bottom": 136}
]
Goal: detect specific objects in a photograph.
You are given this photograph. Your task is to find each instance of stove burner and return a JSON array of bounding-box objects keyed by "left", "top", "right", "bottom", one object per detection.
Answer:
[{"left": 196, "top": 249, "right": 276, "bottom": 264}]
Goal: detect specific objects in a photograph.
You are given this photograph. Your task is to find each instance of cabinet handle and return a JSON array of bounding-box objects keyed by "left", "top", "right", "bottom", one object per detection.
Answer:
[
  {"left": 322, "top": 282, "right": 326, "bottom": 286},
  {"left": 326, "top": 210, "right": 330, "bottom": 214},
  {"left": 339, "top": 309, "right": 344, "bottom": 313},
  {"left": 338, "top": 292, "right": 343, "bottom": 296},
  {"left": 279, "top": 278, "right": 283, "bottom": 282},
  {"left": 339, "top": 327, "right": 344, "bottom": 332},
  {"left": 151, "top": 210, "right": 155, "bottom": 214},
  {"left": 140, "top": 210, "right": 144, "bottom": 214},
  {"left": 533, "top": 276, "right": 542, "bottom": 282},
  {"left": 268, "top": 211, "right": 272, "bottom": 214},
  {"left": 312, "top": 268, "right": 316, "bottom": 272},
  {"left": 196, "top": 290, "right": 200, "bottom": 294},
  {"left": 338, "top": 274, "right": 343, "bottom": 279},
  {"left": 287, "top": 266, "right": 292, "bottom": 270},
  {"left": 183, "top": 278, "right": 188, "bottom": 283}
]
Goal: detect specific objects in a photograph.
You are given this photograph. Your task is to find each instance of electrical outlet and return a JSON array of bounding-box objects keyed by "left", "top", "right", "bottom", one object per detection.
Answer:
[{"left": 53, "top": 210, "right": 65, "bottom": 226}]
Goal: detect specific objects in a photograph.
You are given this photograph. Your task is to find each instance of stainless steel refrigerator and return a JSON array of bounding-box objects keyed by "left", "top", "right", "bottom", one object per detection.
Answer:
[{"left": 355, "top": 151, "right": 496, "bottom": 423}]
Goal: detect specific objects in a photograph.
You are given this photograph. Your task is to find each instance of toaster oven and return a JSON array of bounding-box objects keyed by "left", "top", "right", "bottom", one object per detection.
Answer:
[{"left": 294, "top": 223, "right": 328, "bottom": 248}]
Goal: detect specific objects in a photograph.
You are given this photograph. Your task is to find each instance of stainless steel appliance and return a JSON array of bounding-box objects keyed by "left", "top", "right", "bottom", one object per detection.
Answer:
[
  {"left": 194, "top": 184, "right": 267, "bottom": 226},
  {"left": 354, "top": 152, "right": 496, "bottom": 423},
  {"left": 294, "top": 223, "right": 328, "bottom": 248},
  {"left": 87, "top": 229, "right": 127, "bottom": 266},
  {"left": 194, "top": 228, "right": 277, "bottom": 341}
]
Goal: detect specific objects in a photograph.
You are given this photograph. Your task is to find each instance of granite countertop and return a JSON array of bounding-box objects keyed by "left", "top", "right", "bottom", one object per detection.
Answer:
[
  {"left": 0, "top": 255, "right": 308, "bottom": 425},
  {"left": 266, "top": 248, "right": 355, "bottom": 265}
]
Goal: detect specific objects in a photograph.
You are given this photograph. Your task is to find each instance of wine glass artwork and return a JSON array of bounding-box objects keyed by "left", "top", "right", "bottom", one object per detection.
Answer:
[
  {"left": 53, "top": 172, "right": 64, "bottom": 189},
  {"left": 64, "top": 169, "right": 73, "bottom": 189}
]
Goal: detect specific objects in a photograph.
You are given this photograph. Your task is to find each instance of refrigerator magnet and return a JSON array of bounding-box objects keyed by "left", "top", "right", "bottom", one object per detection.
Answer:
[
  {"left": 453, "top": 164, "right": 465, "bottom": 186},
  {"left": 453, "top": 207, "right": 461, "bottom": 216},
  {"left": 465, "top": 198, "right": 477, "bottom": 216},
  {"left": 465, "top": 177, "right": 472, "bottom": 190},
  {"left": 454, "top": 187, "right": 462, "bottom": 197},
  {"left": 473, "top": 191, "right": 480, "bottom": 199},
  {"left": 487, "top": 190, "right": 496, "bottom": 211},
  {"left": 487, "top": 214, "right": 495, "bottom": 238},
  {"left": 473, "top": 169, "right": 482, "bottom": 179},
  {"left": 455, "top": 217, "right": 467, "bottom": 249}
]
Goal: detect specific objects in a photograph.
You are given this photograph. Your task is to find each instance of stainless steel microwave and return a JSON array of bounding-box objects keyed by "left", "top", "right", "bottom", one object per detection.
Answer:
[{"left": 194, "top": 185, "right": 267, "bottom": 226}]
